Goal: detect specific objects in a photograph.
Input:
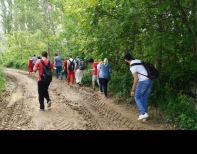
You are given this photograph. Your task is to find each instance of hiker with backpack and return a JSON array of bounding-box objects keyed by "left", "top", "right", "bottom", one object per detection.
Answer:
[
  {"left": 75, "top": 56, "right": 85, "bottom": 86},
  {"left": 124, "top": 53, "right": 153, "bottom": 121},
  {"left": 33, "top": 51, "right": 53, "bottom": 111},
  {"left": 54, "top": 53, "right": 63, "bottom": 80},
  {"left": 67, "top": 55, "right": 76, "bottom": 85}
]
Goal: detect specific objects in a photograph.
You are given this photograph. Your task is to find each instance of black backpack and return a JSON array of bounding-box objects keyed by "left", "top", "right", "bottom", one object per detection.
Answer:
[
  {"left": 68, "top": 60, "right": 75, "bottom": 71},
  {"left": 78, "top": 59, "right": 85, "bottom": 70},
  {"left": 130, "top": 62, "right": 159, "bottom": 79},
  {"left": 40, "top": 59, "right": 52, "bottom": 82}
]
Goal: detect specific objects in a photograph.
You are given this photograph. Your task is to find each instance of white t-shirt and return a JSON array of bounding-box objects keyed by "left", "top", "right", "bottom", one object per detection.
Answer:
[{"left": 130, "top": 59, "right": 148, "bottom": 81}]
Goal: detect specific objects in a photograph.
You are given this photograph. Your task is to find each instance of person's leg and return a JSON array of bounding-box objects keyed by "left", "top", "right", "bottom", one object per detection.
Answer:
[
  {"left": 71, "top": 71, "right": 75, "bottom": 84},
  {"left": 64, "top": 70, "right": 68, "bottom": 81},
  {"left": 38, "top": 81, "right": 45, "bottom": 109},
  {"left": 92, "top": 75, "right": 96, "bottom": 90},
  {"left": 99, "top": 78, "right": 103, "bottom": 93},
  {"left": 78, "top": 70, "right": 83, "bottom": 84},
  {"left": 59, "top": 66, "right": 62, "bottom": 79},
  {"left": 67, "top": 70, "right": 71, "bottom": 84},
  {"left": 43, "top": 81, "right": 51, "bottom": 102},
  {"left": 141, "top": 79, "right": 153, "bottom": 113},
  {"left": 75, "top": 69, "right": 80, "bottom": 84},
  {"left": 102, "top": 79, "right": 109, "bottom": 98},
  {"left": 55, "top": 67, "right": 59, "bottom": 79},
  {"left": 134, "top": 80, "right": 151, "bottom": 115}
]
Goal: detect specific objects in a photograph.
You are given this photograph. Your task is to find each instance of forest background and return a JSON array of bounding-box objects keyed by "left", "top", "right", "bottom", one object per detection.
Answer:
[{"left": 0, "top": 0, "right": 197, "bottom": 130}]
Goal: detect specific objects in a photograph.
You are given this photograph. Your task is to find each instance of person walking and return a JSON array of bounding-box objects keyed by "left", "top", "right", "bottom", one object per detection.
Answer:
[
  {"left": 32, "top": 54, "right": 37, "bottom": 68},
  {"left": 63, "top": 57, "right": 69, "bottom": 81},
  {"left": 98, "top": 58, "right": 111, "bottom": 98},
  {"left": 88, "top": 58, "right": 99, "bottom": 91},
  {"left": 28, "top": 57, "right": 33, "bottom": 74},
  {"left": 54, "top": 53, "right": 63, "bottom": 80},
  {"left": 75, "top": 56, "right": 85, "bottom": 86},
  {"left": 97, "top": 59, "right": 103, "bottom": 93},
  {"left": 33, "top": 51, "right": 53, "bottom": 111},
  {"left": 67, "top": 55, "right": 75, "bottom": 85},
  {"left": 124, "top": 53, "right": 153, "bottom": 121}
]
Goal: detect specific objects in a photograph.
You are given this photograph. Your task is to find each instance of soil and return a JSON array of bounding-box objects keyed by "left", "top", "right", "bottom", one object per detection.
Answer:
[{"left": 0, "top": 68, "right": 178, "bottom": 130}]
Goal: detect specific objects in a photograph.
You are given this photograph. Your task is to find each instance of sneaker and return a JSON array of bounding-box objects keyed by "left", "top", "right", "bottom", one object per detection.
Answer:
[
  {"left": 104, "top": 96, "right": 107, "bottom": 99},
  {"left": 137, "top": 113, "right": 148, "bottom": 120},
  {"left": 39, "top": 108, "right": 44, "bottom": 111},
  {"left": 142, "top": 118, "right": 147, "bottom": 122},
  {"left": 47, "top": 100, "right": 52, "bottom": 108},
  {"left": 99, "top": 91, "right": 103, "bottom": 94}
]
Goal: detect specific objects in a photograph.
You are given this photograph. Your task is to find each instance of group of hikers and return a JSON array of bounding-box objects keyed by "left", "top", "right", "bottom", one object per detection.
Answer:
[{"left": 29, "top": 51, "right": 153, "bottom": 122}]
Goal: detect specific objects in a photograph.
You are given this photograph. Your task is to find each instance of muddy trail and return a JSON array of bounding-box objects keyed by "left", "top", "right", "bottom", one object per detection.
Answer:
[{"left": 0, "top": 68, "right": 177, "bottom": 130}]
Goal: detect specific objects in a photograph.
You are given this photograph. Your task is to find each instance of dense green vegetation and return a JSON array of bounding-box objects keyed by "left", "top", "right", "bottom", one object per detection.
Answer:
[{"left": 0, "top": 0, "right": 197, "bottom": 130}]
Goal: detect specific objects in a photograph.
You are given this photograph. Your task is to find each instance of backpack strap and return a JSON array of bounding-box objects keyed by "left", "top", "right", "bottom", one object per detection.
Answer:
[
  {"left": 40, "top": 59, "right": 50, "bottom": 67},
  {"left": 130, "top": 63, "right": 147, "bottom": 77}
]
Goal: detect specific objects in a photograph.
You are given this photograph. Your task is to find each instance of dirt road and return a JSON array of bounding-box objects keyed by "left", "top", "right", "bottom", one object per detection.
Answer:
[{"left": 0, "top": 68, "right": 176, "bottom": 130}]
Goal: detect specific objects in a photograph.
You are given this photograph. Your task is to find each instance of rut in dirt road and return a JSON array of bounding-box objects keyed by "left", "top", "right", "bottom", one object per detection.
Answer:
[{"left": 0, "top": 68, "right": 172, "bottom": 130}]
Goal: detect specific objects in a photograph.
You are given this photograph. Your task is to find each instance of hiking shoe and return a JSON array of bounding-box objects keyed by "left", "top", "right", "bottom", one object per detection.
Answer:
[
  {"left": 137, "top": 113, "right": 148, "bottom": 120},
  {"left": 47, "top": 100, "right": 52, "bottom": 108}
]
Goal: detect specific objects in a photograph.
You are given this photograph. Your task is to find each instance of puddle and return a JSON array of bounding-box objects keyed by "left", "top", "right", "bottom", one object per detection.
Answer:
[{"left": 7, "top": 92, "right": 23, "bottom": 107}]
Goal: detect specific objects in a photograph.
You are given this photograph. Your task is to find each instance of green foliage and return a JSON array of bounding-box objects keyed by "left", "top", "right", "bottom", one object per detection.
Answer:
[
  {"left": 81, "top": 70, "right": 92, "bottom": 86},
  {"left": 0, "top": 67, "right": 6, "bottom": 95},
  {"left": 164, "top": 93, "right": 197, "bottom": 130}
]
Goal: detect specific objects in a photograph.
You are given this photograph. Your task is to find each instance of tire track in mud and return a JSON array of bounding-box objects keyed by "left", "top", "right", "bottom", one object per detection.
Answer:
[{"left": 1, "top": 68, "right": 171, "bottom": 130}]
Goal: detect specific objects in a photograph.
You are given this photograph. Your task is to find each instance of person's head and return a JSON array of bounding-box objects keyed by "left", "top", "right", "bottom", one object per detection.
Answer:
[
  {"left": 124, "top": 53, "right": 135, "bottom": 64},
  {"left": 88, "top": 58, "right": 94, "bottom": 63},
  {"left": 55, "top": 54, "right": 58, "bottom": 56},
  {"left": 69, "top": 55, "right": 72, "bottom": 58},
  {"left": 33, "top": 54, "right": 36, "bottom": 57},
  {"left": 37, "top": 56, "right": 41, "bottom": 59},
  {"left": 103, "top": 58, "right": 108, "bottom": 65},
  {"left": 41, "top": 51, "right": 48, "bottom": 58},
  {"left": 65, "top": 57, "right": 69, "bottom": 60},
  {"left": 98, "top": 59, "right": 102, "bottom": 64},
  {"left": 76, "top": 56, "right": 80, "bottom": 59}
]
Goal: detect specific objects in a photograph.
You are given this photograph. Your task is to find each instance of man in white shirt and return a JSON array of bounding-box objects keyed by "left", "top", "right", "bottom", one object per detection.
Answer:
[{"left": 124, "top": 53, "right": 153, "bottom": 121}]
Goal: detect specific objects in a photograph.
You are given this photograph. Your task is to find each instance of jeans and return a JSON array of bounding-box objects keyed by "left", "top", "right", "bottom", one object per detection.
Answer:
[
  {"left": 38, "top": 81, "right": 51, "bottom": 109},
  {"left": 55, "top": 66, "right": 62, "bottom": 79},
  {"left": 99, "top": 78, "right": 109, "bottom": 97},
  {"left": 134, "top": 79, "right": 153, "bottom": 115}
]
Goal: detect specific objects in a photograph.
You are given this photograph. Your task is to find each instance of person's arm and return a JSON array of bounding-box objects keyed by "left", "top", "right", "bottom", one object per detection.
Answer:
[{"left": 130, "top": 72, "right": 138, "bottom": 97}]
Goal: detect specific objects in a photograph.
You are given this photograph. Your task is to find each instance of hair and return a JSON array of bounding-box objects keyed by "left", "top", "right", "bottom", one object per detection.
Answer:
[
  {"left": 37, "top": 56, "right": 41, "bottom": 59},
  {"left": 55, "top": 54, "right": 58, "bottom": 56},
  {"left": 33, "top": 54, "right": 36, "bottom": 56},
  {"left": 69, "top": 55, "right": 72, "bottom": 58},
  {"left": 88, "top": 58, "right": 94, "bottom": 63},
  {"left": 41, "top": 51, "right": 48, "bottom": 58},
  {"left": 76, "top": 56, "right": 80, "bottom": 59},
  {"left": 65, "top": 57, "right": 69, "bottom": 60},
  {"left": 124, "top": 53, "right": 135, "bottom": 60},
  {"left": 103, "top": 58, "right": 108, "bottom": 65}
]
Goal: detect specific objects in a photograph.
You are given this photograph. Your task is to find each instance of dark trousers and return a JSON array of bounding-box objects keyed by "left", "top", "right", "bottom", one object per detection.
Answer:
[
  {"left": 99, "top": 78, "right": 109, "bottom": 97},
  {"left": 38, "top": 81, "right": 51, "bottom": 109}
]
